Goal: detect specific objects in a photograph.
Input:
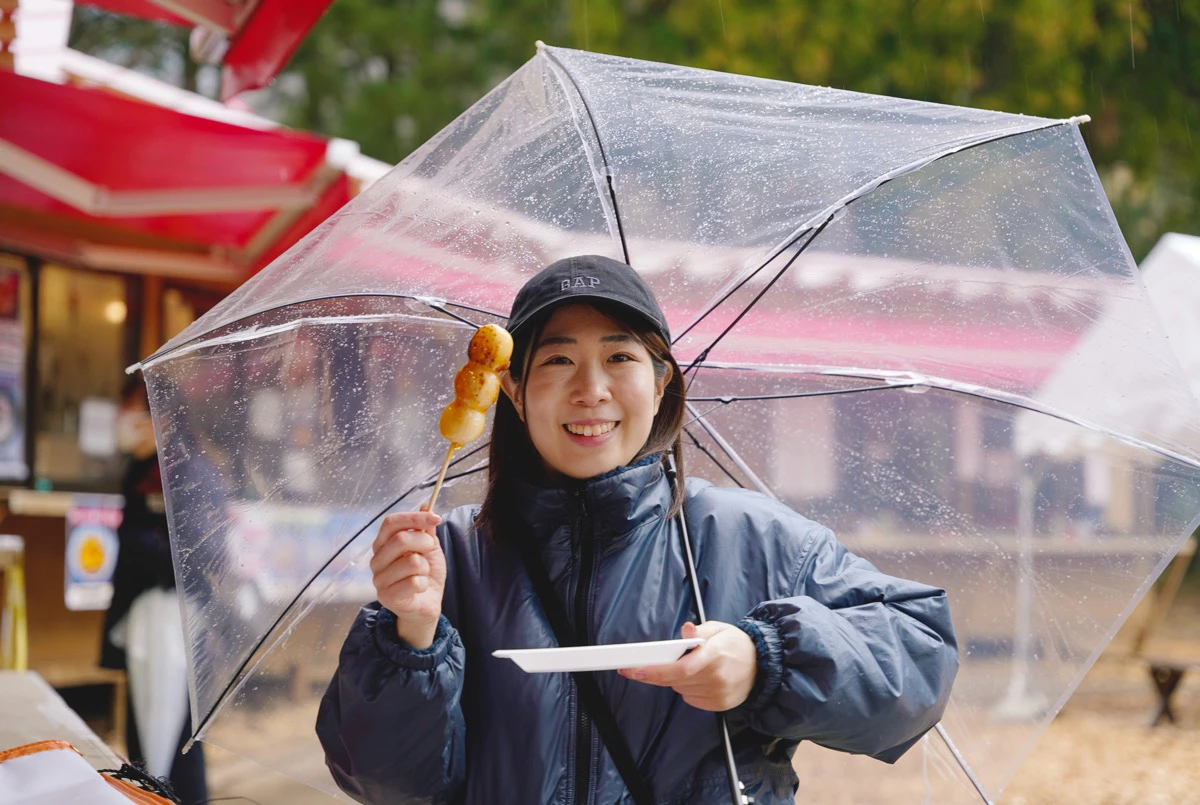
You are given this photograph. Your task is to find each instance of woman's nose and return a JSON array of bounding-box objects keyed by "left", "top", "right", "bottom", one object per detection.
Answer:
[{"left": 570, "top": 363, "right": 611, "bottom": 405}]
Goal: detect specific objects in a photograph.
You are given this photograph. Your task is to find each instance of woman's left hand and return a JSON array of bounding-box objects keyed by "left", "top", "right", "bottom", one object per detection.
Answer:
[{"left": 619, "top": 621, "right": 757, "bottom": 711}]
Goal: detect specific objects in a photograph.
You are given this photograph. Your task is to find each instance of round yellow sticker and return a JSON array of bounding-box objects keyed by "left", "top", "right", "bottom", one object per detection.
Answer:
[{"left": 79, "top": 534, "right": 107, "bottom": 575}]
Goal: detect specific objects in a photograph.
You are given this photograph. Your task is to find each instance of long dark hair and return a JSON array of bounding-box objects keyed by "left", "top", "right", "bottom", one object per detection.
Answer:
[{"left": 476, "top": 299, "right": 686, "bottom": 541}]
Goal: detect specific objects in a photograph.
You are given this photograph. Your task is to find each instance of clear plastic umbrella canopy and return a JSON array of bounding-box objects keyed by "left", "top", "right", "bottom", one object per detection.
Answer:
[{"left": 140, "top": 45, "right": 1200, "bottom": 803}]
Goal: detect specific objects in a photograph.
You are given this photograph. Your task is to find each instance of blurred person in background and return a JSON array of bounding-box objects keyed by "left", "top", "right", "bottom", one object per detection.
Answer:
[{"left": 100, "top": 375, "right": 208, "bottom": 805}]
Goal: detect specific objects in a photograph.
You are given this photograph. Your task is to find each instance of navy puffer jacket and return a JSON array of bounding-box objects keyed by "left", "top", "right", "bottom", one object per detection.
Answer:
[{"left": 316, "top": 458, "right": 958, "bottom": 804}]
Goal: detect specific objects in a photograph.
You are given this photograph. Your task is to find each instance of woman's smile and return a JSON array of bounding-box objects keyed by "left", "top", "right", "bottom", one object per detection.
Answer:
[{"left": 563, "top": 420, "right": 619, "bottom": 440}]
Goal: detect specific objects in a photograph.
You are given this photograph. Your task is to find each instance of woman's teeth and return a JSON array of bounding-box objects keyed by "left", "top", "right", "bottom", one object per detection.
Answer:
[{"left": 564, "top": 422, "right": 617, "bottom": 437}]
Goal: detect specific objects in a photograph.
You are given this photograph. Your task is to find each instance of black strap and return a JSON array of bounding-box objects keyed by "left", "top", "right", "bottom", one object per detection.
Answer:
[
  {"left": 518, "top": 542, "right": 655, "bottom": 805},
  {"left": 98, "top": 764, "right": 181, "bottom": 803}
]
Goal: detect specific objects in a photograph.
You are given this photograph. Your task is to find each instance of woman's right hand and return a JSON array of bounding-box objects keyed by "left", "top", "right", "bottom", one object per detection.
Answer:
[{"left": 370, "top": 510, "right": 445, "bottom": 649}]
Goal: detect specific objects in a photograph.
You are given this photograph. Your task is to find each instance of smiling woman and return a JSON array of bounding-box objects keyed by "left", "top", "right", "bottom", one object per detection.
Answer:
[{"left": 315, "top": 255, "right": 960, "bottom": 805}]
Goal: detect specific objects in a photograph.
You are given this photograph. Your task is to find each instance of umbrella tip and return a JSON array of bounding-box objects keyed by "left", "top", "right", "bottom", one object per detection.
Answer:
[
  {"left": 1068, "top": 114, "right": 1091, "bottom": 125},
  {"left": 535, "top": 40, "right": 546, "bottom": 52}
]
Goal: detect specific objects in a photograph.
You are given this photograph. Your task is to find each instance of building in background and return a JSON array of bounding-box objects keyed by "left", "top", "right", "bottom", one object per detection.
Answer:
[{"left": 0, "top": 0, "right": 390, "bottom": 700}]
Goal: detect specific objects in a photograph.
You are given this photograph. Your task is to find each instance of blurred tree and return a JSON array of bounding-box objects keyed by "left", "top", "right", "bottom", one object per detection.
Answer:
[
  {"left": 273, "top": 0, "right": 576, "bottom": 163},
  {"left": 583, "top": 0, "right": 1199, "bottom": 259},
  {"left": 69, "top": 7, "right": 209, "bottom": 94},
  {"left": 70, "top": 0, "right": 1197, "bottom": 258}
]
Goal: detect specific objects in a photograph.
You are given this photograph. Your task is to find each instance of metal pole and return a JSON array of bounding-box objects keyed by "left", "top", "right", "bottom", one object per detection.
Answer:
[{"left": 994, "top": 461, "right": 1046, "bottom": 719}]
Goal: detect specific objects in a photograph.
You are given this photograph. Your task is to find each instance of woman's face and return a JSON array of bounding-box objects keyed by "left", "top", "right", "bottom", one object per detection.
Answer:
[
  {"left": 505, "top": 304, "right": 668, "bottom": 480},
  {"left": 116, "top": 399, "right": 156, "bottom": 459}
]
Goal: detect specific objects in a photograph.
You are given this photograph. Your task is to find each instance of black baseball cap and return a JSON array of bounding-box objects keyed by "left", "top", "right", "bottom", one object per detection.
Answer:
[{"left": 507, "top": 255, "right": 671, "bottom": 343}]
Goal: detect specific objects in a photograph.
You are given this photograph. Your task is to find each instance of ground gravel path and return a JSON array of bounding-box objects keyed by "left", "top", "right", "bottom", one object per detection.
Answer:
[{"left": 203, "top": 592, "right": 1200, "bottom": 804}]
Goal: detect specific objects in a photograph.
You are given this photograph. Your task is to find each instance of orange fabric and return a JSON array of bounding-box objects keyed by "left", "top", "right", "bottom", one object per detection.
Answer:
[
  {"left": 103, "top": 773, "right": 177, "bottom": 805},
  {"left": 0, "top": 738, "right": 75, "bottom": 763},
  {"left": 0, "top": 738, "right": 176, "bottom": 804}
]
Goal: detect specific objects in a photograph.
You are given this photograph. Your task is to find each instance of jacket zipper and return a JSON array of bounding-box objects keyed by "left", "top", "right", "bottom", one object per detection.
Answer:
[{"left": 573, "top": 488, "right": 596, "bottom": 805}]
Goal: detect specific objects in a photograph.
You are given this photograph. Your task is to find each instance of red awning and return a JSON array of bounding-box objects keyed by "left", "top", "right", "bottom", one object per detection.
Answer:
[
  {"left": 77, "top": 0, "right": 332, "bottom": 100},
  {"left": 0, "top": 70, "right": 351, "bottom": 280},
  {"left": 220, "top": 0, "right": 331, "bottom": 101}
]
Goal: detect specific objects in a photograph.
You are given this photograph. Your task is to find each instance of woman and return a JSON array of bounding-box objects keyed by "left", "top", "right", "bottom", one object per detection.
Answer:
[{"left": 316, "top": 255, "right": 958, "bottom": 804}]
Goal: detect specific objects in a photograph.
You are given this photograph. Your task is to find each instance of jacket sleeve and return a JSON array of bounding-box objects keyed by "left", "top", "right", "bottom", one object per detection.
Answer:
[
  {"left": 735, "top": 524, "right": 958, "bottom": 762},
  {"left": 316, "top": 604, "right": 467, "bottom": 804}
]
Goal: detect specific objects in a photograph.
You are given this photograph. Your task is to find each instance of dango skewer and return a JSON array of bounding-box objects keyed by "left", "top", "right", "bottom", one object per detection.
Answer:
[{"left": 426, "top": 324, "right": 513, "bottom": 510}]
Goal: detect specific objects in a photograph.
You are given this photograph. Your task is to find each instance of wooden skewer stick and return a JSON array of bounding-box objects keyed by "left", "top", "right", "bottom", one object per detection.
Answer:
[{"left": 426, "top": 442, "right": 459, "bottom": 512}]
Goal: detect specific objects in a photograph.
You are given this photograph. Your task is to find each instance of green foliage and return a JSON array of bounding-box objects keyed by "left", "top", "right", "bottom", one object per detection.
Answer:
[
  {"left": 70, "top": 1, "right": 1199, "bottom": 258},
  {"left": 277, "top": 0, "right": 570, "bottom": 163},
  {"left": 69, "top": 8, "right": 205, "bottom": 93}
]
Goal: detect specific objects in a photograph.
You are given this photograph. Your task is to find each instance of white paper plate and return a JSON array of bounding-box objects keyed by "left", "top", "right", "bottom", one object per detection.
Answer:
[{"left": 493, "top": 638, "right": 704, "bottom": 673}]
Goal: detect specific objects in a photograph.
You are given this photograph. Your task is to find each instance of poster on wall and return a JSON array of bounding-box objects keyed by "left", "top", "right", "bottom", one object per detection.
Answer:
[
  {"left": 64, "top": 494, "right": 124, "bottom": 611},
  {"left": 0, "top": 259, "right": 26, "bottom": 481}
]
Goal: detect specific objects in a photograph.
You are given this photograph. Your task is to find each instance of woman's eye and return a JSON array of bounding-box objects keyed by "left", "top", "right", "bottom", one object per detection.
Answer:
[
  {"left": 609, "top": 353, "right": 635, "bottom": 363},
  {"left": 541, "top": 355, "right": 571, "bottom": 366}
]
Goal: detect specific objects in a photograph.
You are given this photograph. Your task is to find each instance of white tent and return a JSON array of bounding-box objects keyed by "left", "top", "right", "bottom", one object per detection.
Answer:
[
  {"left": 1014, "top": 232, "right": 1200, "bottom": 463},
  {"left": 999, "top": 233, "right": 1200, "bottom": 719}
]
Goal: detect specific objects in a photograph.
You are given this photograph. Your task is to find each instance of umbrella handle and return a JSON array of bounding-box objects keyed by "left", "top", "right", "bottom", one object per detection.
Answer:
[{"left": 426, "top": 443, "right": 459, "bottom": 512}]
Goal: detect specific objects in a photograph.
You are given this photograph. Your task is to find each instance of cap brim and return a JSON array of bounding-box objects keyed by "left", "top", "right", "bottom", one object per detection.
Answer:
[{"left": 508, "top": 292, "right": 670, "bottom": 342}]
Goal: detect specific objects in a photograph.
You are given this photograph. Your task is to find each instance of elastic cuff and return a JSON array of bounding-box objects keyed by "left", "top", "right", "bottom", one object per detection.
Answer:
[
  {"left": 372, "top": 609, "right": 456, "bottom": 671},
  {"left": 736, "top": 617, "right": 783, "bottom": 713}
]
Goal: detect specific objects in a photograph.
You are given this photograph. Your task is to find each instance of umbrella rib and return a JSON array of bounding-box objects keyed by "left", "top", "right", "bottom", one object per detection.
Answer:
[
  {"left": 671, "top": 224, "right": 814, "bottom": 346},
  {"left": 540, "top": 46, "right": 631, "bottom": 265},
  {"left": 187, "top": 442, "right": 491, "bottom": 746},
  {"left": 684, "top": 402, "right": 775, "bottom": 497},
  {"left": 684, "top": 384, "right": 929, "bottom": 478},
  {"left": 681, "top": 215, "right": 833, "bottom": 391},
  {"left": 682, "top": 363, "right": 1200, "bottom": 470},
  {"left": 931, "top": 384, "right": 1200, "bottom": 471},
  {"left": 684, "top": 402, "right": 731, "bottom": 424},
  {"left": 136, "top": 294, "right": 502, "bottom": 371},
  {"left": 192, "top": 462, "right": 496, "bottom": 745},
  {"left": 682, "top": 426, "right": 746, "bottom": 488},
  {"left": 673, "top": 116, "right": 1088, "bottom": 349},
  {"left": 933, "top": 723, "right": 993, "bottom": 804},
  {"left": 421, "top": 300, "right": 486, "bottom": 329},
  {"left": 688, "top": 383, "right": 915, "bottom": 404}
]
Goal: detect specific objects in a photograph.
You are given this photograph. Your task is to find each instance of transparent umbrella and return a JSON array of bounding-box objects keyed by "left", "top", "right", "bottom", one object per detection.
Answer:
[{"left": 137, "top": 45, "right": 1200, "bottom": 803}]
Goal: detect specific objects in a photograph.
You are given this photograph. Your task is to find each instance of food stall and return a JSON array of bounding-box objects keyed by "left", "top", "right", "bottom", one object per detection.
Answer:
[{"left": 0, "top": 0, "right": 389, "bottom": 744}]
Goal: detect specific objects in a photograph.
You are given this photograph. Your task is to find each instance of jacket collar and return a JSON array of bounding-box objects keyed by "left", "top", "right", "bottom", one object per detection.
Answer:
[{"left": 511, "top": 454, "right": 672, "bottom": 550}]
